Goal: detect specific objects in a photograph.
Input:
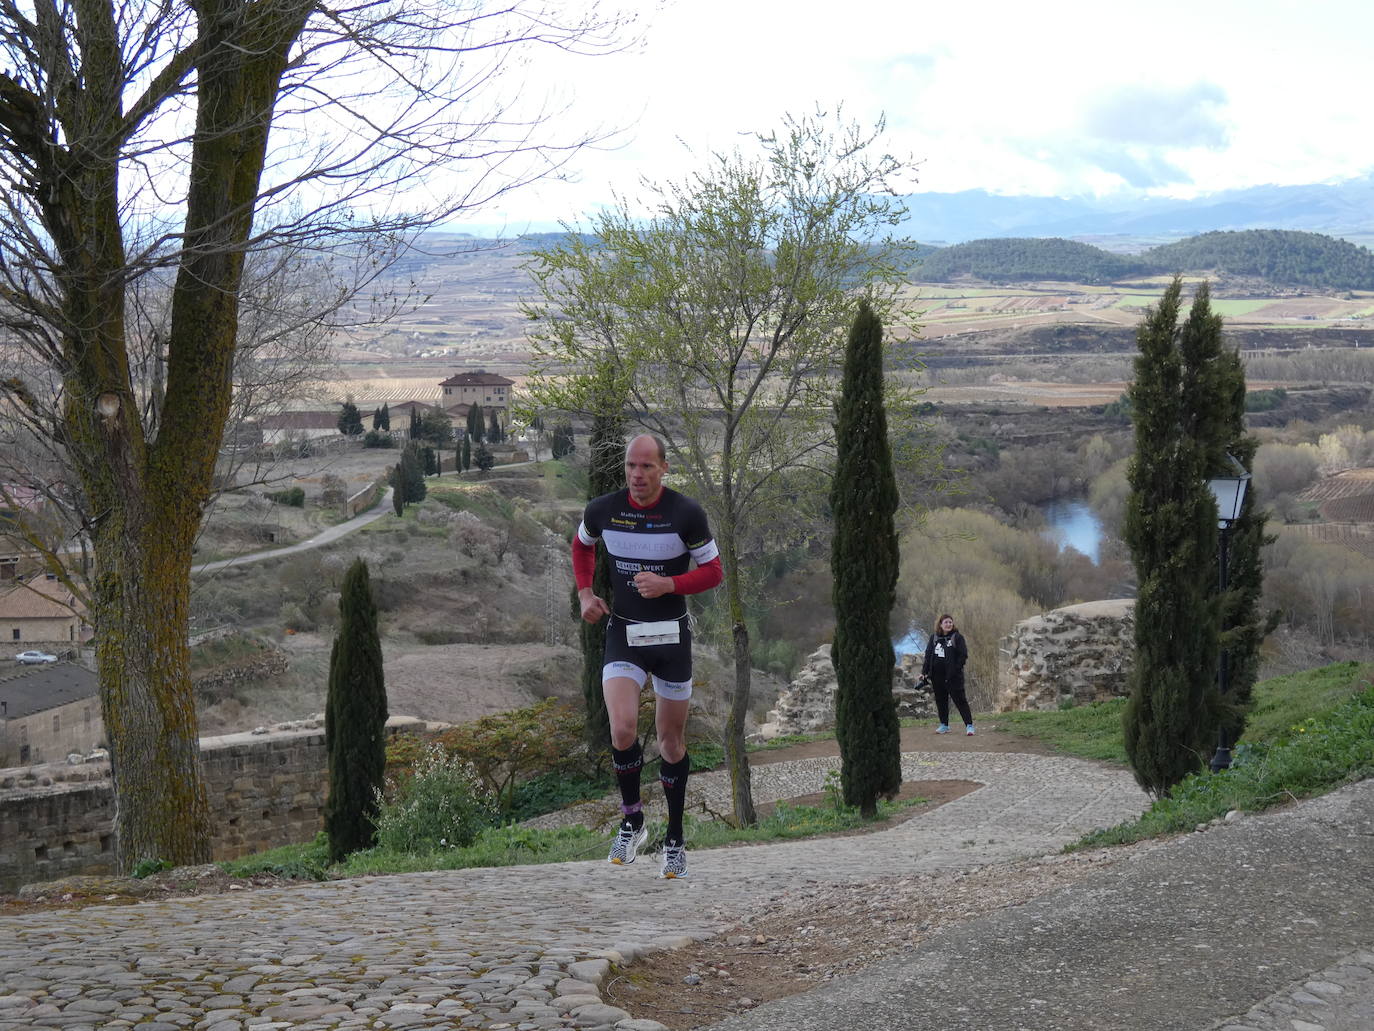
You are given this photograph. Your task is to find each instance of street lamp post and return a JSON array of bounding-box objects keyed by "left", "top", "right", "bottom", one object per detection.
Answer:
[{"left": 1207, "top": 461, "right": 1251, "bottom": 773}]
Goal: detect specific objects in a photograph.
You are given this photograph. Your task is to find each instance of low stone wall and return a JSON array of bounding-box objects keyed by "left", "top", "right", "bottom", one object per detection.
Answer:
[
  {"left": 756, "top": 646, "right": 936, "bottom": 740},
  {"left": 0, "top": 715, "right": 433, "bottom": 893},
  {"left": 997, "top": 599, "right": 1136, "bottom": 711}
]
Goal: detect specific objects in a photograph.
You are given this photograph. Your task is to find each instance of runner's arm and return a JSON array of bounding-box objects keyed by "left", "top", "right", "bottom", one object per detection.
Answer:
[{"left": 671, "top": 556, "right": 722, "bottom": 595}]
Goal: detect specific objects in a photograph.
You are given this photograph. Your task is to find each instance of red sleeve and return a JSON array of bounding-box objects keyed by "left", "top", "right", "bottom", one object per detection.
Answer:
[
  {"left": 671, "top": 556, "right": 722, "bottom": 595},
  {"left": 572, "top": 536, "right": 597, "bottom": 590}
]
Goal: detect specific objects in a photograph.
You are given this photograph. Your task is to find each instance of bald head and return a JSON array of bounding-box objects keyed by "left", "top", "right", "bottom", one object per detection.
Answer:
[
  {"left": 625, "top": 434, "right": 668, "bottom": 505},
  {"left": 628, "top": 433, "right": 666, "bottom": 463}
]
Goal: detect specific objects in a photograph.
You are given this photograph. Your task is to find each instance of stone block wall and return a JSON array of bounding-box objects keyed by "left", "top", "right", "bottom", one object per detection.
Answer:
[
  {"left": 997, "top": 599, "right": 1135, "bottom": 711},
  {"left": 756, "top": 646, "right": 936, "bottom": 740},
  {"left": 0, "top": 717, "right": 432, "bottom": 892}
]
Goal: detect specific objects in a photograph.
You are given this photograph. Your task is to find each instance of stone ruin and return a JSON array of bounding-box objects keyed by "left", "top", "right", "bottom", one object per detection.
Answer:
[
  {"left": 997, "top": 599, "right": 1136, "bottom": 711},
  {"left": 755, "top": 645, "right": 936, "bottom": 740}
]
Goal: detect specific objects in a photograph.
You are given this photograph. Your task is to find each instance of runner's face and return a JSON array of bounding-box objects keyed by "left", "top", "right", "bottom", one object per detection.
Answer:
[{"left": 625, "top": 438, "right": 667, "bottom": 505}]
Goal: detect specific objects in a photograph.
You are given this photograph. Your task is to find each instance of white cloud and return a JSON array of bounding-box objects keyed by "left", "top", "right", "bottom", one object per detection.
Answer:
[{"left": 449, "top": 0, "right": 1374, "bottom": 227}]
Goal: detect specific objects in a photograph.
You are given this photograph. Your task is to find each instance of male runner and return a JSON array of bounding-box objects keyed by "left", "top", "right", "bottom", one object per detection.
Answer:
[{"left": 572, "top": 433, "right": 722, "bottom": 878}]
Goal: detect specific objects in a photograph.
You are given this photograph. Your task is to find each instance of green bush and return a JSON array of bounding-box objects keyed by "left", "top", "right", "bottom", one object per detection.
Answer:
[
  {"left": 268, "top": 486, "right": 305, "bottom": 507},
  {"left": 363, "top": 430, "right": 395, "bottom": 449},
  {"left": 373, "top": 743, "right": 498, "bottom": 852}
]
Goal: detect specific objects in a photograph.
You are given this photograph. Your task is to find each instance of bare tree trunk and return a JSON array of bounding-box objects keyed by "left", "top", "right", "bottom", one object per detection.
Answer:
[
  {"left": 720, "top": 532, "right": 756, "bottom": 826},
  {"left": 95, "top": 521, "right": 212, "bottom": 868}
]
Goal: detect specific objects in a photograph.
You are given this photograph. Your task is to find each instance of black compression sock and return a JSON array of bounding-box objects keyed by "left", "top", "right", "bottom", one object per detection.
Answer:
[
  {"left": 611, "top": 740, "right": 644, "bottom": 830},
  {"left": 659, "top": 753, "right": 690, "bottom": 844}
]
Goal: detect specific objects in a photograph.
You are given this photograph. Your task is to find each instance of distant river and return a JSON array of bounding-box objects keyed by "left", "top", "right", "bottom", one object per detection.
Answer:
[{"left": 1042, "top": 498, "right": 1105, "bottom": 563}]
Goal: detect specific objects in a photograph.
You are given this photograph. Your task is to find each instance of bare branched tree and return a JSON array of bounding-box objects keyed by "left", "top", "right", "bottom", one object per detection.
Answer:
[{"left": 0, "top": 0, "right": 639, "bottom": 870}]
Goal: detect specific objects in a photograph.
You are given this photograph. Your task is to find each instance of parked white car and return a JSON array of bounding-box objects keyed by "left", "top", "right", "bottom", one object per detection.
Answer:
[{"left": 15, "top": 650, "right": 58, "bottom": 664}]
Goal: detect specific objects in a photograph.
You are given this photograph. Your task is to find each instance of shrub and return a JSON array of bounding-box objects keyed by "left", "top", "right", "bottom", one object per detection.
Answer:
[
  {"left": 436, "top": 698, "right": 589, "bottom": 814},
  {"left": 268, "top": 486, "right": 305, "bottom": 507},
  {"left": 373, "top": 743, "right": 498, "bottom": 852},
  {"left": 363, "top": 430, "right": 395, "bottom": 449}
]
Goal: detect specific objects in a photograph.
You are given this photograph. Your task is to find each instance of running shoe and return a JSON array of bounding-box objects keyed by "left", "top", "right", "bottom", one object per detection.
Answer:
[
  {"left": 659, "top": 841, "right": 688, "bottom": 879},
  {"left": 966, "top": 725, "right": 976, "bottom": 736},
  {"left": 935, "top": 724, "right": 950, "bottom": 734},
  {"left": 607, "top": 822, "right": 648, "bottom": 865}
]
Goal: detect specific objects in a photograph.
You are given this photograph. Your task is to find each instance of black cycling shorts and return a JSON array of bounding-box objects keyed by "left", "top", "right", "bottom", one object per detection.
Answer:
[{"left": 602, "top": 613, "right": 693, "bottom": 700}]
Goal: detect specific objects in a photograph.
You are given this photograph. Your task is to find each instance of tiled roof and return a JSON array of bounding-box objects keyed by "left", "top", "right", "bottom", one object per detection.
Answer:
[
  {"left": 438, "top": 371, "right": 514, "bottom": 387},
  {"left": 0, "top": 577, "right": 82, "bottom": 620},
  {"left": 0, "top": 662, "right": 97, "bottom": 720},
  {"left": 258, "top": 411, "right": 344, "bottom": 430}
]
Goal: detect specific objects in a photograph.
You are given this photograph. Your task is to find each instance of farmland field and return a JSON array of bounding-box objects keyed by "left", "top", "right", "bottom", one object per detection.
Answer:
[
  {"left": 1287, "top": 522, "right": 1374, "bottom": 560},
  {"left": 1300, "top": 468, "right": 1374, "bottom": 502}
]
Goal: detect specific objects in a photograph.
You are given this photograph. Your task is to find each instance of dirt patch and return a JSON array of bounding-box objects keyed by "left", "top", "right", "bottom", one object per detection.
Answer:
[{"left": 603, "top": 839, "right": 1162, "bottom": 1030}]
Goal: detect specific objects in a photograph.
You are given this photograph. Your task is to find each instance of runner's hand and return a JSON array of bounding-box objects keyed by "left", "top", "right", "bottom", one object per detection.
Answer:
[
  {"left": 632, "top": 571, "right": 673, "bottom": 599},
  {"left": 578, "top": 589, "right": 610, "bottom": 623}
]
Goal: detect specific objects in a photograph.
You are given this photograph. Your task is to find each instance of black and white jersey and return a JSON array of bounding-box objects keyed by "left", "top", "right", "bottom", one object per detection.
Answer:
[{"left": 577, "top": 487, "right": 718, "bottom": 621}]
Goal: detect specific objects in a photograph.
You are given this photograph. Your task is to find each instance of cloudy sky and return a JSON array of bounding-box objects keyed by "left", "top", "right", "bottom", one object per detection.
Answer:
[{"left": 451, "top": 0, "right": 1373, "bottom": 232}]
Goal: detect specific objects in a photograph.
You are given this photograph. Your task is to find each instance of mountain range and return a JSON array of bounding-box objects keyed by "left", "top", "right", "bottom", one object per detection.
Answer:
[{"left": 898, "top": 176, "right": 1374, "bottom": 249}]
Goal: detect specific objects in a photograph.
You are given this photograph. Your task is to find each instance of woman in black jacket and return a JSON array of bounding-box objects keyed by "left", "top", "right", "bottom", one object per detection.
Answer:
[{"left": 920, "top": 613, "right": 974, "bottom": 735}]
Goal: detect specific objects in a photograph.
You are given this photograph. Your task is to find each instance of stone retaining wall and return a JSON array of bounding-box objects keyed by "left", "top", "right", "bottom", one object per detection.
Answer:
[
  {"left": 756, "top": 646, "right": 936, "bottom": 739},
  {"left": 997, "top": 599, "right": 1135, "bottom": 711},
  {"left": 0, "top": 716, "right": 431, "bottom": 893}
]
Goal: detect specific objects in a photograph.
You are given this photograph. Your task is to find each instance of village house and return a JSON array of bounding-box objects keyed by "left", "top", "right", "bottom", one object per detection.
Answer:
[
  {"left": 0, "top": 575, "right": 89, "bottom": 650},
  {"left": 438, "top": 370, "right": 513, "bottom": 410},
  {"left": 0, "top": 662, "right": 101, "bottom": 767}
]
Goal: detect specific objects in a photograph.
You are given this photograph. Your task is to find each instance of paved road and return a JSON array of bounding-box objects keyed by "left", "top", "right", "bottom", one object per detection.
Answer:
[
  {"left": 192, "top": 488, "right": 395, "bottom": 575},
  {"left": 1, "top": 752, "right": 1369, "bottom": 1031}
]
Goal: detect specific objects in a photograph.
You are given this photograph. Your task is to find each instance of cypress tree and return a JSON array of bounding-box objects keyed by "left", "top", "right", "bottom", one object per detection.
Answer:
[
  {"left": 372, "top": 406, "right": 383, "bottom": 431},
  {"left": 461, "top": 434, "right": 471, "bottom": 473},
  {"left": 467, "top": 404, "right": 484, "bottom": 445},
  {"left": 324, "top": 558, "right": 388, "bottom": 862},
  {"left": 337, "top": 401, "right": 363, "bottom": 436},
  {"left": 830, "top": 300, "right": 902, "bottom": 817},
  {"left": 1122, "top": 279, "right": 1224, "bottom": 797},
  {"left": 389, "top": 464, "right": 403, "bottom": 516},
  {"left": 1214, "top": 346, "right": 1274, "bottom": 747},
  {"left": 379, "top": 402, "right": 391, "bottom": 432},
  {"left": 487, "top": 409, "right": 502, "bottom": 444},
  {"left": 401, "top": 441, "right": 427, "bottom": 502},
  {"left": 409, "top": 405, "right": 421, "bottom": 439}
]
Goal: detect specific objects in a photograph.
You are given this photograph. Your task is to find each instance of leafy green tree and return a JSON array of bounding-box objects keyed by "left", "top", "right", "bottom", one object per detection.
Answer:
[
  {"left": 325, "top": 558, "right": 388, "bottom": 862},
  {"left": 467, "top": 404, "right": 485, "bottom": 445},
  {"left": 525, "top": 111, "right": 920, "bottom": 824},
  {"left": 338, "top": 401, "right": 364, "bottom": 437},
  {"left": 831, "top": 301, "right": 902, "bottom": 817},
  {"left": 418, "top": 409, "right": 453, "bottom": 447},
  {"left": 1123, "top": 279, "right": 1228, "bottom": 797},
  {"left": 475, "top": 444, "right": 495, "bottom": 472}
]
